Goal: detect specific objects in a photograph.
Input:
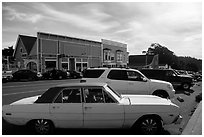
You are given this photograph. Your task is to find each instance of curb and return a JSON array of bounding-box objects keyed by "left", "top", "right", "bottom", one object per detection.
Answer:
[{"left": 182, "top": 101, "right": 202, "bottom": 135}]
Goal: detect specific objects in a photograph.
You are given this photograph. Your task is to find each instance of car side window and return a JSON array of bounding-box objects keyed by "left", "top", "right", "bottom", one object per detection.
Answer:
[
  {"left": 103, "top": 90, "right": 116, "bottom": 103},
  {"left": 107, "top": 70, "right": 127, "bottom": 80},
  {"left": 127, "top": 71, "right": 144, "bottom": 81},
  {"left": 84, "top": 88, "right": 105, "bottom": 103},
  {"left": 54, "top": 92, "right": 63, "bottom": 103},
  {"left": 166, "top": 71, "right": 176, "bottom": 77},
  {"left": 54, "top": 88, "right": 81, "bottom": 103}
]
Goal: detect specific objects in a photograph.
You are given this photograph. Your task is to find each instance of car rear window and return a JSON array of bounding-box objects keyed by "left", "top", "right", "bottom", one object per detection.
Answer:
[{"left": 83, "top": 69, "right": 105, "bottom": 78}]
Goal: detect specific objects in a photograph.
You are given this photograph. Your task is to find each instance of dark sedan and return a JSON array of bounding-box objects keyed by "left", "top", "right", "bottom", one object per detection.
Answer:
[
  {"left": 67, "top": 70, "right": 82, "bottom": 79},
  {"left": 12, "top": 69, "right": 38, "bottom": 81},
  {"left": 42, "top": 69, "right": 67, "bottom": 80}
]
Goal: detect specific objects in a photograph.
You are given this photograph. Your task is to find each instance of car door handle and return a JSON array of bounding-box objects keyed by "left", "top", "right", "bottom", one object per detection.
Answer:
[
  {"left": 129, "top": 83, "right": 134, "bottom": 85},
  {"left": 52, "top": 106, "right": 60, "bottom": 109},
  {"left": 84, "top": 106, "right": 92, "bottom": 110}
]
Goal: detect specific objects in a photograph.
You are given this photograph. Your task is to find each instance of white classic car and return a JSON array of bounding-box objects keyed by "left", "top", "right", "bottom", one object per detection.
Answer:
[{"left": 3, "top": 82, "right": 182, "bottom": 135}]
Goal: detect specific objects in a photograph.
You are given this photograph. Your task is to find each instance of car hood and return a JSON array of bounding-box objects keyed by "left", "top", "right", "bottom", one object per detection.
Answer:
[
  {"left": 150, "top": 79, "right": 171, "bottom": 85},
  {"left": 178, "top": 74, "right": 193, "bottom": 78},
  {"left": 122, "top": 94, "right": 175, "bottom": 106},
  {"left": 11, "top": 95, "right": 40, "bottom": 105}
]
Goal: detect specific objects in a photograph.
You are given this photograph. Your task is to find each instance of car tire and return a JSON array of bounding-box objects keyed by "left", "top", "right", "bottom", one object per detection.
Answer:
[
  {"left": 32, "top": 119, "right": 54, "bottom": 135},
  {"left": 182, "top": 83, "right": 190, "bottom": 90},
  {"left": 135, "top": 116, "right": 162, "bottom": 135}
]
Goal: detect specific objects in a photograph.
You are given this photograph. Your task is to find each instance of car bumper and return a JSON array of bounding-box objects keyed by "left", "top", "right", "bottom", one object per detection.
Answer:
[{"left": 172, "top": 115, "right": 183, "bottom": 124}]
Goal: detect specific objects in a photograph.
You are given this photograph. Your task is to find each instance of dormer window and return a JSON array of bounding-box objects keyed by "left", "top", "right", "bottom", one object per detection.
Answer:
[
  {"left": 21, "top": 53, "right": 27, "bottom": 58},
  {"left": 20, "top": 47, "right": 23, "bottom": 53}
]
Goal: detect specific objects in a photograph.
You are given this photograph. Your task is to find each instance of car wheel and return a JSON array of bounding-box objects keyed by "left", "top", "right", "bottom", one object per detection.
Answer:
[
  {"left": 182, "top": 83, "right": 190, "bottom": 90},
  {"left": 136, "top": 116, "right": 162, "bottom": 135},
  {"left": 33, "top": 119, "right": 54, "bottom": 135},
  {"left": 58, "top": 75, "right": 63, "bottom": 79}
]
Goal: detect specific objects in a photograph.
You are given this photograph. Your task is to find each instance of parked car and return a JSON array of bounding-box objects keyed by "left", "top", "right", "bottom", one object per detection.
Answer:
[
  {"left": 67, "top": 70, "right": 82, "bottom": 79},
  {"left": 12, "top": 69, "right": 38, "bottom": 81},
  {"left": 194, "top": 72, "right": 202, "bottom": 81},
  {"left": 82, "top": 67, "right": 175, "bottom": 99},
  {"left": 42, "top": 69, "right": 67, "bottom": 80},
  {"left": 140, "top": 69, "right": 194, "bottom": 90},
  {"left": 2, "top": 70, "right": 13, "bottom": 83},
  {"left": 2, "top": 82, "right": 182, "bottom": 135}
]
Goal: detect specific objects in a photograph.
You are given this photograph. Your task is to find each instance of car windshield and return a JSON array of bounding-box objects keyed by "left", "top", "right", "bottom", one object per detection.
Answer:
[
  {"left": 172, "top": 70, "right": 178, "bottom": 76},
  {"left": 104, "top": 85, "right": 122, "bottom": 101},
  {"left": 35, "top": 87, "right": 64, "bottom": 103}
]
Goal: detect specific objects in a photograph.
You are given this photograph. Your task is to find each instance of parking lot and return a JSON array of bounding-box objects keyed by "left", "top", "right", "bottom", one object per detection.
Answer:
[{"left": 2, "top": 79, "right": 202, "bottom": 135}]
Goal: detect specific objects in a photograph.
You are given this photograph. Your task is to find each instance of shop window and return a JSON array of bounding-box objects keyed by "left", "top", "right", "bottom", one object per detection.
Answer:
[
  {"left": 83, "top": 63, "right": 88, "bottom": 70},
  {"left": 45, "top": 61, "right": 56, "bottom": 70},
  {"left": 62, "top": 63, "right": 69, "bottom": 71},
  {"left": 76, "top": 63, "right": 82, "bottom": 72}
]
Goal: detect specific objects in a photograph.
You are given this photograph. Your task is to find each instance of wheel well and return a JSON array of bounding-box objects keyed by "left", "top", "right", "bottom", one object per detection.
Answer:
[
  {"left": 152, "top": 90, "right": 169, "bottom": 97},
  {"left": 132, "top": 114, "right": 163, "bottom": 128},
  {"left": 182, "top": 82, "right": 190, "bottom": 86}
]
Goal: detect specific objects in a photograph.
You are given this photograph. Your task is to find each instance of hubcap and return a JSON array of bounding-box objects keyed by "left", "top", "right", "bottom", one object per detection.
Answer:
[
  {"left": 35, "top": 119, "right": 50, "bottom": 134},
  {"left": 183, "top": 84, "right": 189, "bottom": 89},
  {"left": 141, "top": 118, "right": 158, "bottom": 134}
]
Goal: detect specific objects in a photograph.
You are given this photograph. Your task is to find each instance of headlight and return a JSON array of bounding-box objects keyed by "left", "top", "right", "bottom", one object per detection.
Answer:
[{"left": 167, "top": 84, "right": 173, "bottom": 90}]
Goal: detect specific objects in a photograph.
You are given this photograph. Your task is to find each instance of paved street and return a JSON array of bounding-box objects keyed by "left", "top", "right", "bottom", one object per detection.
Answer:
[{"left": 2, "top": 80, "right": 202, "bottom": 135}]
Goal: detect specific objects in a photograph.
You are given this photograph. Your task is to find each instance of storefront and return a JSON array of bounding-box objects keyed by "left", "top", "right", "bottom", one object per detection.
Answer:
[{"left": 37, "top": 32, "right": 102, "bottom": 73}]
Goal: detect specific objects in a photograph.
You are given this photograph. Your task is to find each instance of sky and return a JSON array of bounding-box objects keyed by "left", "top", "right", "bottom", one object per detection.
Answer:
[{"left": 2, "top": 2, "right": 202, "bottom": 59}]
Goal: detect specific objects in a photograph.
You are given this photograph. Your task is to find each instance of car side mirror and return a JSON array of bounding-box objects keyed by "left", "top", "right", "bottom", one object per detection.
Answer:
[{"left": 142, "top": 77, "right": 148, "bottom": 82}]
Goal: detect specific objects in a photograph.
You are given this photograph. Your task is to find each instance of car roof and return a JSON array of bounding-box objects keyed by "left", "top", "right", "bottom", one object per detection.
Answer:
[
  {"left": 56, "top": 82, "right": 107, "bottom": 87},
  {"left": 87, "top": 67, "right": 136, "bottom": 71},
  {"left": 35, "top": 82, "right": 108, "bottom": 103}
]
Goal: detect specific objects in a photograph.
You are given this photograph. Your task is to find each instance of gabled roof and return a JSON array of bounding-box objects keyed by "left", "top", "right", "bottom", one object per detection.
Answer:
[{"left": 19, "top": 35, "right": 37, "bottom": 55}]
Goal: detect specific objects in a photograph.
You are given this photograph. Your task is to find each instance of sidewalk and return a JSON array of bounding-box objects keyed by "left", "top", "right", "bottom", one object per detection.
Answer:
[{"left": 182, "top": 101, "right": 202, "bottom": 135}]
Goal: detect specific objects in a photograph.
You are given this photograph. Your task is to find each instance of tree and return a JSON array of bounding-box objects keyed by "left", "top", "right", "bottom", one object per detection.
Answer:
[
  {"left": 2, "top": 46, "right": 15, "bottom": 64},
  {"left": 146, "top": 43, "right": 202, "bottom": 72},
  {"left": 147, "top": 43, "right": 177, "bottom": 67},
  {"left": 2, "top": 46, "right": 14, "bottom": 56}
]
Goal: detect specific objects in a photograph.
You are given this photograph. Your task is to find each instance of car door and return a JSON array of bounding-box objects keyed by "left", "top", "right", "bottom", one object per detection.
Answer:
[
  {"left": 83, "top": 87, "right": 124, "bottom": 128},
  {"left": 126, "top": 70, "right": 150, "bottom": 95},
  {"left": 106, "top": 70, "right": 128, "bottom": 94},
  {"left": 50, "top": 87, "right": 83, "bottom": 128},
  {"left": 165, "top": 70, "right": 181, "bottom": 87}
]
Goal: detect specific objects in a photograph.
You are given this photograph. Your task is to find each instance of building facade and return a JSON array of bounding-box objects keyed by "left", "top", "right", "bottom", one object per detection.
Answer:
[
  {"left": 102, "top": 39, "right": 128, "bottom": 68},
  {"left": 37, "top": 32, "right": 102, "bottom": 73},
  {"left": 13, "top": 35, "right": 37, "bottom": 71},
  {"left": 13, "top": 32, "right": 128, "bottom": 73}
]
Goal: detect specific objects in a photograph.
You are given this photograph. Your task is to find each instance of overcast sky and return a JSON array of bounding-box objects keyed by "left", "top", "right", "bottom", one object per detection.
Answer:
[{"left": 2, "top": 2, "right": 202, "bottom": 59}]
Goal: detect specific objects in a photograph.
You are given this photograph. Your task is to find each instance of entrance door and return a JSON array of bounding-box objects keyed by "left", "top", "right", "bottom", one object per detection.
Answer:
[{"left": 69, "top": 58, "right": 75, "bottom": 71}]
